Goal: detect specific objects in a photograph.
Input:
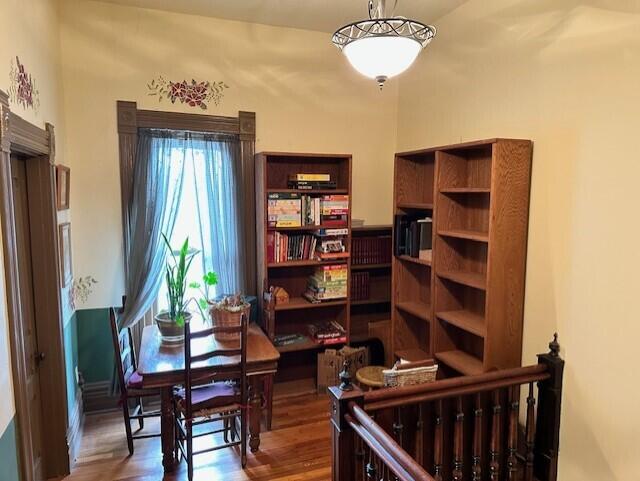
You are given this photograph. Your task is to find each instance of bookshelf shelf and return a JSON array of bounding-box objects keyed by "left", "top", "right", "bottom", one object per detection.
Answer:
[
  {"left": 274, "top": 297, "right": 347, "bottom": 311},
  {"left": 397, "top": 254, "right": 431, "bottom": 267},
  {"left": 435, "top": 350, "right": 484, "bottom": 376},
  {"left": 397, "top": 202, "right": 434, "bottom": 210},
  {"left": 267, "top": 259, "right": 346, "bottom": 268},
  {"left": 352, "top": 298, "right": 391, "bottom": 306},
  {"left": 393, "top": 139, "right": 532, "bottom": 377},
  {"left": 257, "top": 151, "right": 352, "bottom": 393},
  {"left": 351, "top": 263, "right": 391, "bottom": 271},
  {"left": 438, "top": 229, "right": 489, "bottom": 243},
  {"left": 437, "top": 270, "right": 487, "bottom": 290},
  {"left": 440, "top": 187, "right": 491, "bottom": 194},
  {"left": 436, "top": 310, "right": 485, "bottom": 338},
  {"left": 396, "top": 301, "right": 431, "bottom": 322},
  {"left": 267, "top": 188, "right": 349, "bottom": 195}
]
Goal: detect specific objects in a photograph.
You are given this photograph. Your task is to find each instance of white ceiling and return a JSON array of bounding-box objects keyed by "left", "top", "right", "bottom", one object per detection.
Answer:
[{"left": 94, "top": 0, "right": 465, "bottom": 33}]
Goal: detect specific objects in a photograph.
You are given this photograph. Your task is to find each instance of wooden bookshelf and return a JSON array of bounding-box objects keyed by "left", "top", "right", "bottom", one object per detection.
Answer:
[
  {"left": 392, "top": 139, "right": 532, "bottom": 375},
  {"left": 350, "top": 225, "right": 392, "bottom": 346},
  {"left": 256, "top": 152, "right": 352, "bottom": 389}
]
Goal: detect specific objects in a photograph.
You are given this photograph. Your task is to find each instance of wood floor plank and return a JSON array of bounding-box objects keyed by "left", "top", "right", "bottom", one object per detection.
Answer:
[{"left": 64, "top": 393, "right": 332, "bottom": 481}]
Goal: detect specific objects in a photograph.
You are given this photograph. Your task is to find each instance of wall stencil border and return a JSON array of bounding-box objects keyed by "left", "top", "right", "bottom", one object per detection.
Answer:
[
  {"left": 8, "top": 56, "right": 40, "bottom": 112},
  {"left": 147, "top": 76, "right": 229, "bottom": 109}
]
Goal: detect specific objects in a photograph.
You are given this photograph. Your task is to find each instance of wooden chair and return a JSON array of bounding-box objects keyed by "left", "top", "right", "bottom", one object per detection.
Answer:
[
  {"left": 174, "top": 313, "right": 249, "bottom": 480},
  {"left": 109, "top": 307, "right": 161, "bottom": 455}
]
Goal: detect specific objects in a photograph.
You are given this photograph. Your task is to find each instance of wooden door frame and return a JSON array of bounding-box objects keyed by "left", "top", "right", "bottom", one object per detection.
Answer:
[
  {"left": 116, "top": 101, "right": 257, "bottom": 294},
  {"left": 0, "top": 90, "right": 69, "bottom": 479}
]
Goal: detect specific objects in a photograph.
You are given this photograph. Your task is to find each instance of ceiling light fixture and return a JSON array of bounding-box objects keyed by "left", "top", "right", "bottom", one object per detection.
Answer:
[{"left": 332, "top": 0, "right": 436, "bottom": 89}]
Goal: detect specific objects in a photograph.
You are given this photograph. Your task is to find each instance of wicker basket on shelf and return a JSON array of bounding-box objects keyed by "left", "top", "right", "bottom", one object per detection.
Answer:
[{"left": 383, "top": 362, "right": 438, "bottom": 387}]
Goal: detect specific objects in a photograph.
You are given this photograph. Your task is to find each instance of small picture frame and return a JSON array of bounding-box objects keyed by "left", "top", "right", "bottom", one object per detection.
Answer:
[
  {"left": 55, "top": 165, "right": 70, "bottom": 211},
  {"left": 59, "top": 222, "right": 73, "bottom": 287}
]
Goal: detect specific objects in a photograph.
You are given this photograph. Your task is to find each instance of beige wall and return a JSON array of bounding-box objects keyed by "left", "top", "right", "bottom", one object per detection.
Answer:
[
  {"left": 0, "top": 0, "right": 65, "bottom": 435},
  {"left": 58, "top": 0, "right": 398, "bottom": 308},
  {"left": 397, "top": 1, "right": 640, "bottom": 479}
]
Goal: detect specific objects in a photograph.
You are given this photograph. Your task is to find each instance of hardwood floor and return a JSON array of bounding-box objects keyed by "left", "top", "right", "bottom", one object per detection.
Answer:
[{"left": 65, "top": 393, "right": 332, "bottom": 481}]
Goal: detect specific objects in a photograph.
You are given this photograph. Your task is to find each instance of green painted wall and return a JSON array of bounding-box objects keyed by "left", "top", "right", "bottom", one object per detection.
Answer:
[
  {"left": 63, "top": 312, "right": 79, "bottom": 418},
  {"left": 0, "top": 417, "right": 21, "bottom": 481},
  {"left": 77, "top": 308, "right": 114, "bottom": 384}
]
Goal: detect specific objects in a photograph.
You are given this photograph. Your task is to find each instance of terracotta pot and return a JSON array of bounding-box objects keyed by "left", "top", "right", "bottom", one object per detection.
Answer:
[{"left": 155, "top": 311, "right": 191, "bottom": 344}]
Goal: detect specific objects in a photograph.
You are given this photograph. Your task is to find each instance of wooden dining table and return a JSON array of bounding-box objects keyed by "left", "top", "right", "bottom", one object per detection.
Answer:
[{"left": 137, "top": 322, "right": 280, "bottom": 473}]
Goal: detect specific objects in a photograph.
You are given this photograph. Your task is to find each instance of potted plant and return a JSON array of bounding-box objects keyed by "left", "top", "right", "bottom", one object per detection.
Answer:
[{"left": 155, "top": 235, "right": 195, "bottom": 344}]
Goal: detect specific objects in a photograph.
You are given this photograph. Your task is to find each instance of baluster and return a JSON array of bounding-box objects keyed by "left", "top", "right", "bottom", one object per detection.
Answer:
[
  {"left": 490, "top": 389, "right": 502, "bottom": 481},
  {"left": 355, "top": 433, "right": 365, "bottom": 481},
  {"left": 507, "top": 386, "right": 520, "bottom": 480},
  {"left": 472, "top": 393, "right": 483, "bottom": 481},
  {"left": 453, "top": 396, "right": 464, "bottom": 480},
  {"left": 416, "top": 403, "right": 425, "bottom": 465},
  {"left": 433, "top": 400, "right": 444, "bottom": 481},
  {"left": 393, "top": 407, "right": 404, "bottom": 448},
  {"left": 366, "top": 445, "right": 376, "bottom": 480},
  {"left": 524, "top": 382, "right": 536, "bottom": 481}
]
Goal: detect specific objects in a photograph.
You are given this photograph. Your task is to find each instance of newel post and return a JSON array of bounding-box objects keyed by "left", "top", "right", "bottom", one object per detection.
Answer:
[
  {"left": 534, "top": 334, "right": 565, "bottom": 481},
  {"left": 329, "top": 362, "right": 364, "bottom": 481}
]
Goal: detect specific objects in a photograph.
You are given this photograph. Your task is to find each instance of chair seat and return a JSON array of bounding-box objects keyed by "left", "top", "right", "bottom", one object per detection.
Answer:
[
  {"left": 127, "top": 370, "right": 144, "bottom": 389},
  {"left": 176, "top": 383, "right": 240, "bottom": 412}
]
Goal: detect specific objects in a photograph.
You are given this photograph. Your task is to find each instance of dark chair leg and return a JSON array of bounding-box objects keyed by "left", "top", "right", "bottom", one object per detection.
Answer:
[
  {"left": 223, "top": 412, "right": 229, "bottom": 443},
  {"left": 187, "top": 419, "right": 193, "bottom": 481},
  {"left": 241, "top": 407, "right": 247, "bottom": 468},
  {"left": 137, "top": 397, "right": 144, "bottom": 430},
  {"left": 121, "top": 397, "right": 134, "bottom": 456},
  {"left": 265, "top": 375, "right": 274, "bottom": 431}
]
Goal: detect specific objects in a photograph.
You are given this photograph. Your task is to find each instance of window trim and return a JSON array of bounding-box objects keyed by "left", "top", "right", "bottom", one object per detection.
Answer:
[{"left": 116, "top": 101, "right": 257, "bottom": 295}]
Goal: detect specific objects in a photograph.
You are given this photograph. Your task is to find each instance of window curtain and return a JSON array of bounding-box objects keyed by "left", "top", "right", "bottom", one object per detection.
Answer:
[
  {"left": 119, "top": 130, "right": 186, "bottom": 329},
  {"left": 191, "top": 134, "right": 245, "bottom": 295}
]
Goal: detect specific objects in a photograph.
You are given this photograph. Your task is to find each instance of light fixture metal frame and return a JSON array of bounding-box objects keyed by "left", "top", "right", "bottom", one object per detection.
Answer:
[{"left": 332, "top": 17, "right": 436, "bottom": 51}]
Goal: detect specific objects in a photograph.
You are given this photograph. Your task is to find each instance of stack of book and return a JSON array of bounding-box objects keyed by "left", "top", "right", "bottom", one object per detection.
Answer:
[
  {"left": 268, "top": 192, "right": 302, "bottom": 228},
  {"left": 321, "top": 194, "right": 349, "bottom": 227},
  {"left": 288, "top": 173, "right": 337, "bottom": 190},
  {"left": 304, "top": 264, "right": 348, "bottom": 302},
  {"left": 314, "top": 227, "right": 349, "bottom": 260},
  {"left": 273, "top": 333, "right": 308, "bottom": 348},
  {"left": 267, "top": 232, "right": 317, "bottom": 263},
  {"left": 352, "top": 234, "right": 392, "bottom": 265},
  {"left": 308, "top": 321, "right": 347, "bottom": 345}
]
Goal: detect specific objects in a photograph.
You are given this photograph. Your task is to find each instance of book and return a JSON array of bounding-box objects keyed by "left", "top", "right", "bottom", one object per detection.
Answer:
[{"left": 291, "top": 173, "right": 331, "bottom": 181}]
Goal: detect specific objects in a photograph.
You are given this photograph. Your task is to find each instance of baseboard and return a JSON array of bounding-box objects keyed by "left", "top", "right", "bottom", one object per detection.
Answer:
[
  {"left": 66, "top": 387, "right": 84, "bottom": 464},
  {"left": 82, "top": 381, "right": 118, "bottom": 413}
]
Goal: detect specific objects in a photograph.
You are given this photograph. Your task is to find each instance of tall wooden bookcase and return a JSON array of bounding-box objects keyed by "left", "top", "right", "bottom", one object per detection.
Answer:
[
  {"left": 392, "top": 138, "right": 532, "bottom": 376},
  {"left": 256, "top": 152, "right": 352, "bottom": 394}
]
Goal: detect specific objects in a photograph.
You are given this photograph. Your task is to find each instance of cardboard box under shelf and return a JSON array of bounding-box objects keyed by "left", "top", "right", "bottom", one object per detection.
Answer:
[{"left": 317, "top": 345, "right": 369, "bottom": 392}]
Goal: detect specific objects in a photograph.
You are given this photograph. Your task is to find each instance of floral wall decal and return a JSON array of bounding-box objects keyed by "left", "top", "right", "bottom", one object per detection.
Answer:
[
  {"left": 147, "top": 76, "right": 229, "bottom": 109},
  {"left": 9, "top": 56, "right": 40, "bottom": 112}
]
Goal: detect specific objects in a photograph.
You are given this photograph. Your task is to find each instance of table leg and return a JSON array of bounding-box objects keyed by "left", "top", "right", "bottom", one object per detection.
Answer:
[
  {"left": 160, "top": 386, "right": 175, "bottom": 473},
  {"left": 249, "top": 375, "right": 263, "bottom": 453}
]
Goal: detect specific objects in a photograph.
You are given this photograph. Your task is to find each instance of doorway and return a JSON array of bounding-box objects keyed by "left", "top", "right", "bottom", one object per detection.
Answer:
[
  {"left": 0, "top": 91, "right": 69, "bottom": 481},
  {"left": 10, "top": 154, "right": 46, "bottom": 481}
]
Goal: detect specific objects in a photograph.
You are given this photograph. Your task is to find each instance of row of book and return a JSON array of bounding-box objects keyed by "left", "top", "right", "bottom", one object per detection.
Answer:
[
  {"left": 267, "top": 228, "right": 349, "bottom": 263},
  {"left": 394, "top": 215, "right": 433, "bottom": 258},
  {"left": 287, "top": 173, "right": 338, "bottom": 191},
  {"left": 352, "top": 235, "right": 392, "bottom": 265},
  {"left": 303, "top": 264, "right": 348, "bottom": 302},
  {"left": 351, "top": 271, "right": 370, "bottom": 301},
  {"left": 268, "top": 193, "right": 349, "bottom": 228}
]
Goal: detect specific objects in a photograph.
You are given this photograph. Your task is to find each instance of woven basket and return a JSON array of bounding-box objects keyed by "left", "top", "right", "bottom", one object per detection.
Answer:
[
  {"left": 383, "top": 364, "right": 438, "bottom": 387},
  {"left": 210, "top": 303, "right": 250, "bottom": 341}
]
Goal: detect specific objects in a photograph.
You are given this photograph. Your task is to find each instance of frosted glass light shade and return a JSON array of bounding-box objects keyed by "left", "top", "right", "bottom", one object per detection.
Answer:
[{"left": 343, "top": 36, "right": 422, "bottom": 81}]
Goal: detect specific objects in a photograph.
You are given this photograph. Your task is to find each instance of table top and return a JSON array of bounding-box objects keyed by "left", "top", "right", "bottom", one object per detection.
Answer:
[{"left": 138, "top": 323, "right": 280, "bottom": 387}]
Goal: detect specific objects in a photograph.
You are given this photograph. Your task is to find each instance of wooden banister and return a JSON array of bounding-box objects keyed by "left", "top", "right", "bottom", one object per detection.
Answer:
[{"left": 330, "top": 335, "right": 565, "bottom": 481}]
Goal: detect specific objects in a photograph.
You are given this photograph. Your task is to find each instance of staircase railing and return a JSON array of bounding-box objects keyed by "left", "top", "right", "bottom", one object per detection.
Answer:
[{"left": 330, "top": 334, "right": 564, "bottom": 481}]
